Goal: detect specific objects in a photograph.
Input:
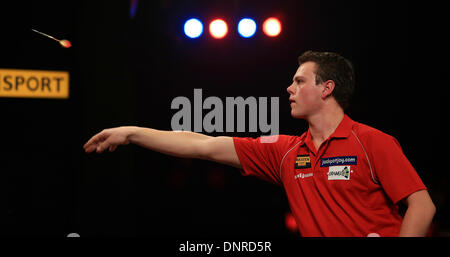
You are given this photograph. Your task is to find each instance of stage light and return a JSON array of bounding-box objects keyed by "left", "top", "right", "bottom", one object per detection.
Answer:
[
  {"left": 285, "top": 212, "right": 298, "bottom": 233},
  {"left": 184, "top": 18, "right": 203, "bottom": 39},
  {"left": 237, "top": 18, "right": 257, "bottom": 38},
  {"left": 209, "top": 19, "right": 228, "bottom": 39},
  {"left": 262, "top": 17, "right": 282, "bottom": 37},
  {"left": 129, "top": 0, "right": 139, "bottom": 19}
]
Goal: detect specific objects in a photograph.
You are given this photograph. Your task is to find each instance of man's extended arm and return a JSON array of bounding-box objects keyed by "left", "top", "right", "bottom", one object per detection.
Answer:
[{"left": 83, "top": 126, "right": 241, "bottom": 168}]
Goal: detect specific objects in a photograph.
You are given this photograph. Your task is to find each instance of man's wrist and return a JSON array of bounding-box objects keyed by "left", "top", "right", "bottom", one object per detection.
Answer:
[{"left": 123, "top": 126, "right": 143, "bottom": 144}]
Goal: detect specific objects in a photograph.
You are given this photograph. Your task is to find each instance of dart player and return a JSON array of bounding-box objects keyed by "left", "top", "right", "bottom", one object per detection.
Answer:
[{"left": 83, "top": 51, "right": 435, "bottom": 237}]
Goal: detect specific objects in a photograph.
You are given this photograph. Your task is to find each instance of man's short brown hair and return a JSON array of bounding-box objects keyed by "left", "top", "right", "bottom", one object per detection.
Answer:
[{"left": 298, "top": 51, "right": 355, "bottom": 110}]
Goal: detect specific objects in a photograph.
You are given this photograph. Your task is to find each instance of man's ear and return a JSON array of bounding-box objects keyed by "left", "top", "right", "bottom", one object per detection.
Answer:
[{"left": 321, "top": 80, "right": 335, "bottom": 99}]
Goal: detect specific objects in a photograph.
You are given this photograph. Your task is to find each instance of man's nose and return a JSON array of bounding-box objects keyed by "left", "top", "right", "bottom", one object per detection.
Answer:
[{"left": 287, "top": 83, "right": 294, "bottom": 95}]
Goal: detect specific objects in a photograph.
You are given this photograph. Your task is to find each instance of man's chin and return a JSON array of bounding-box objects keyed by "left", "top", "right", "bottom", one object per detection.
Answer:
[{"left": 290, "top": 111, "right": 306, "bottom": 119}]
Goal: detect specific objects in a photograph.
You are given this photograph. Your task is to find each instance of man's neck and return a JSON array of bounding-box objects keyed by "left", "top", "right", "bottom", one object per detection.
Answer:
[{"left": 307, "top": 108, "right": 345, "bottom": 151}]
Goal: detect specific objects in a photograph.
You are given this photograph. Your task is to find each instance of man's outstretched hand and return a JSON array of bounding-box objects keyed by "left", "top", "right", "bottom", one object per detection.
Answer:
[{"left": 83, "top": 127, "right": 136, "bottom": 153}]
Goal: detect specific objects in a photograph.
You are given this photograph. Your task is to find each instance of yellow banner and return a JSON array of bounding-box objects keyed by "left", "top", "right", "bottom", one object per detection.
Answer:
[{"left": 0, "top": 68, "right": 69, "bottom": 99}]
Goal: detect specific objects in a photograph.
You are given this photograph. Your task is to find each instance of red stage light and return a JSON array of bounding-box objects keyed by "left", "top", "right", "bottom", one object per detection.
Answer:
[
  {"left": 209, "top": 19, "right": 228, "bottom": 39},
  {"left": 263, "top": 17, "right": 282, "bottom": 37},
  {"left": 285, "top": 212, "right": 298, "bottom": 233}
]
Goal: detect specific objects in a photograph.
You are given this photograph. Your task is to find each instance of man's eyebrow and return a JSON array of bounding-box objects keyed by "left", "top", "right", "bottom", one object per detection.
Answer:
[{"left": 293, "top": 75, "right": 306, "bottom": 81}]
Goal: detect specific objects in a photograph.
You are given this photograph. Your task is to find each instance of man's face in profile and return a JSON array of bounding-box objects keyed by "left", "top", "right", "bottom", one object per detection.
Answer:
[{"left": 287, "top": 61, "right": 324, "bottom": 119}]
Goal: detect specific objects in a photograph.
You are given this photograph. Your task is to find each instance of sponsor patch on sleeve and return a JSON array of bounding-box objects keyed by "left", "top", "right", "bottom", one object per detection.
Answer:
[{"left": 320, "top": 156, "right": 357, "bottom": 167}]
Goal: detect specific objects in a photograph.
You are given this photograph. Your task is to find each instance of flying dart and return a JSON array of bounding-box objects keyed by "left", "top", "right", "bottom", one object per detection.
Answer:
[{"left": 31, "top": 29, "right": 72, "bottom": 48}]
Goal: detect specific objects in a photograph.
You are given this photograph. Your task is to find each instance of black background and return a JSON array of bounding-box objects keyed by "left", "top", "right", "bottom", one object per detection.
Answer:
[{"left": 0, "top": 0, "right": 447, "bottom": 239}]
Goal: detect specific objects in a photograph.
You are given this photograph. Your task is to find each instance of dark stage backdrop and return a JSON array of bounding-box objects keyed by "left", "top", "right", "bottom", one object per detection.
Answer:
[{"left": 0, "top": 0, "right": 446, "bottom": 237}]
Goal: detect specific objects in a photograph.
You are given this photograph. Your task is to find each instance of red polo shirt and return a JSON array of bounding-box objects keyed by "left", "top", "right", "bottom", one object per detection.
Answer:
[{"left": 233, "top": 115, "right": 426, "bottom": 237}]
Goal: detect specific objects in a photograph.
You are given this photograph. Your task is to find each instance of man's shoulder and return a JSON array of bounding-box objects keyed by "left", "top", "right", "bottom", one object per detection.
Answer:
[
  {"left": 233, "top": 134, "right": 304, "bottom": 156},
  {"left": 352, "top": 120, "right": 394, "bottom": 142},
  {"left": 234, "top": 134, "right": 302, "bottom": 145},
  {"left": 248, "top": 134, "right": 305, "bottom": 152},
  {"left": 259, "top": 134, "right": 303, "bottom": 144}
]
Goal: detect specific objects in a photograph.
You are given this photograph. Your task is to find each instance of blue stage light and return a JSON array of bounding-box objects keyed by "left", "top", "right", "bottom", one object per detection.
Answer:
[
  {"left": 237, "top": 18, "right": 257, "bottom": 38},
  {"left": 184, "top": 18, "right": 203, "bottom": 39}
]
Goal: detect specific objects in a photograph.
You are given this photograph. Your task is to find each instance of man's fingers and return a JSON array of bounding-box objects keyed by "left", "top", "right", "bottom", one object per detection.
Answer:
[
  {"left": 84, "top": 129, "right": 123, "bottom": 154},
  {"left": 96, "top": 145, "right": 105, "bottom": 153},
  {"left": 84, "top": 134, "right": 98, "bottom": 149},
  {"left": 84, "top": 136, "right": 100, "bottom": 151},
  {"left": 84, "top": 131, "right": 108, "bottom": 153},
  {"left": 85, "top": 145, "right": 97, "bottom": 153},
  {"left": 85, "top": 140, "right": 100, "bottom": 153},
  {"left": 96, "top": 140, "right": 111, "bottom": 153}
]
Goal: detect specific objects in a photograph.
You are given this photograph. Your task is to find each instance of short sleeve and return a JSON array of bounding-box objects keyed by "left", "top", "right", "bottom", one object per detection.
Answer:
[
  {"left": 366, "top": 132, "right": 427, "bottom": 204},
  {"left": 233, "top": 135, "right": 288, "bottom": 186}
]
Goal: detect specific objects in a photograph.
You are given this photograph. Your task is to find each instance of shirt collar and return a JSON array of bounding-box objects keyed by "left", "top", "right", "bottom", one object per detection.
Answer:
[
  {"left": 299, "top": 114, "right": 355, "bottom": 146},
  {"left": 329, "top": 114, "right": 354, "bottom": 139}
]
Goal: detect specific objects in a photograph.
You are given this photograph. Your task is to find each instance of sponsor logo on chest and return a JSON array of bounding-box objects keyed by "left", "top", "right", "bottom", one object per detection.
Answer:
[
  {"left": 295, "top": 155, "right": 311, "bottom": 169},
  {"left": 327, "top": 165, "right": 351, "bottom": 180},
  {"left": 294, "top": 154, "right": 313, "bottom": 180},
  {"left": 320, "top": 156, "right": 357, "bottom": 167},
  {"left": 320, "top": 156, "right": 357, "bottom": 180}
]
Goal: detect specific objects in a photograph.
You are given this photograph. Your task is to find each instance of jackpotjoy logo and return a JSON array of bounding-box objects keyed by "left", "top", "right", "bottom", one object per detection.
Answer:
[{"left": 170, "top": 89, "right": 279, "bottom": 143}]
